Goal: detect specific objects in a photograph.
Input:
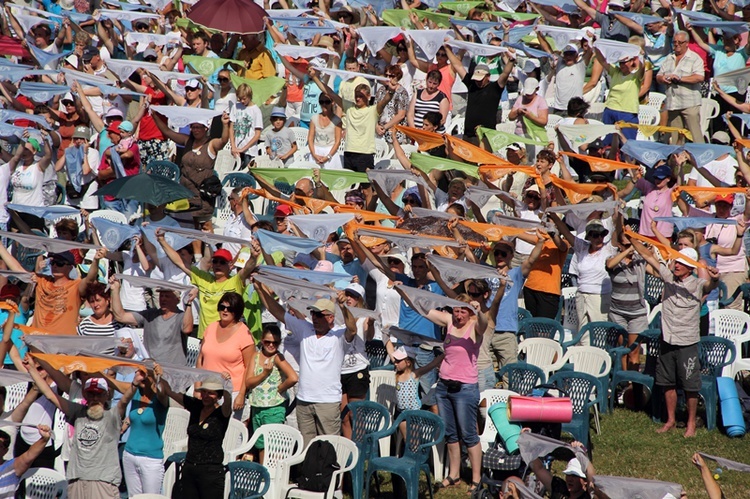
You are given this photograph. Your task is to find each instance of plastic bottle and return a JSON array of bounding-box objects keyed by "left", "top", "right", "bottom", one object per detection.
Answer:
[
  {"left": 270, "top": 141, "right": 278, "bottom": 160},
  {"left": 713, "top": 468, "right": 722, "bottom": 480}
]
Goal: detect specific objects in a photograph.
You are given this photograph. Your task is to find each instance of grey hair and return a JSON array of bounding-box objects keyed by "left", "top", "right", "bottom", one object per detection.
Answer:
[{"left": 674, "top": 30, "right": 690, "bottom": 41}]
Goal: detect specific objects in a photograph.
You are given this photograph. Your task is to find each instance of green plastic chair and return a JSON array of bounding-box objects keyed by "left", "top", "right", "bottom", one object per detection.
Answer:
[
  {"left": 609, "top": 328, "right": 662, "bottom": 414},
  {"left": 548, "top": 371, "right": 601, "bottom": 448},
  {"left": 364, "top": 410, "right": 445, "bottom": 499},
  {"left": 698, "top": 336, "right": 736, "bottom": 431},
  {"left": 348, "top": 400, "right": 391, "bottom": 499},
  {"left": 227, "top": 461, "right": 271, "bottom": 499}
]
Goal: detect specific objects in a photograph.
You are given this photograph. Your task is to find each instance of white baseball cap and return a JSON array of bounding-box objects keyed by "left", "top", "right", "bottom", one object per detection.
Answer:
[{"left": 675, "top": 247, "right": 699, "bottom": 268}]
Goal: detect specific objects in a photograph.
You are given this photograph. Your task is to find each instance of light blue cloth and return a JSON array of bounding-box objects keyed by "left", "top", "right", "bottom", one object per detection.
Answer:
[
  {"left": 90, "top": 218, "right": 139, "bottom": 251},
  {"left": 396, "top": 274, "right": 444, "bottom": 340},
  {"left": 621, "top": 141, "right": 683, "bottom": 168},
  {"left": 16, "top": 82, "right": 71, "bottom": 102},
  {"left": 1, "top": 309, "right": 29, "bottom": 365},
  {"left": 26, "top": 42, "right": 72, "bottom": 70},
  {"left": 654, "top": 216, "right": 736, "bottom": 231},
  {"left": 6, "top": 204, "right": 79, "bottom": 220},
  {"left": 682, "top": 143, "right": 735, "bottom": 167},
  {"left": 65, "top": 145, "right": 84, "bottom": 192},
  {"left": 504, "top": 41, "right": 552, "bottom": 59},
  {"left": 708, "top": 46, "right": 749, "bottom": 93},
  {"left": 691, "top": 21, "right": 748, "bottom": 35},
  {"left": 258, "top": 265, "right": 351, "bottom": 285},
  {"left": 140, "top": 222, "right": 193, "bottom": 257},
  {"left": 615, "top": 11, "right": 664, "bottom": 25},
  {"left": 255, "top": 228, "right": 324, "bottom": 254},
  {"left": 109, "top": 147, "right": 128, "bottom": 179},
  {"left": 286, "top": 25, "right": 338, "bottom": 41},
  {"left": 0, "top": 109, "right": 52, "bottom": 130},
  {"left": 348, "top": 0, "right": 391, "bottom": 15}
]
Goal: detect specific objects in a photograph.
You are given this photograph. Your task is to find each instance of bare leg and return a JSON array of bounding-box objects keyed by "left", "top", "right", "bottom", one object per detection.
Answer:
[
  {"left": 657, "top": 387, "right": 677, "bottom": 433},
  {"left": 340, "top": 393, "right": 351, "bottom": 439},
  {"left": 685, "top": 391, "right": 698, "bottom": 438},
  {"left": 467, "top": 443, "right": 482, "bottom": 486},
  {"left": 444, "top": 441, "right": 461, "bottom": 485}
]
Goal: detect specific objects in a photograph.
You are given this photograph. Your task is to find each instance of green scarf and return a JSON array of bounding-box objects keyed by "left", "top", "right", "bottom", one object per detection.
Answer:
[
  {"left": 409, "top": 152, "right": 480, "bottom": 178},
  {"left": 522, "top": 116, "right": 549, "bottom": 143},
  {"left": 229, "top": 74, "right": 286, "bottom": 105},
  {"left": 382, "top": 9, "right": 453, "bottom": 28},
  {"left": 476, "top": 126, "right": 547, "bottom": 152},
  {"left": 183, "top": 55, "right": 246, "bottom": 78},
  {"left": 251, "top": 168, "right": 369, "bottom": 190}
]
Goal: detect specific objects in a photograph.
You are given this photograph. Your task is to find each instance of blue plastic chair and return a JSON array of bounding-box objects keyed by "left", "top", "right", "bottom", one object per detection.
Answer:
[
  {"left": 145, "top": 160, "right": 180, "bottom": 181},
  {"left": 698, "top": 336, "right": 736, "bottom": 431},
  {"left": 609, "top": 329, "right": 662, "bottom": 413},
  {"left": 517, "top": 318, "right": 566, "bottom": 347},
  {"left": 517, "top": 308, "right": 532, "bottom": 323},
  {"left": 645, "top": 274, "right": 664, "bottom": 308},
  {"left": 496, "top": 362, "right": 546, "bottom": 395},
  {"left": 364, "top": 410, "right": 445, "bottom": 499},
  {"left": 365, "top": 340, "right": 393, "bottom": 371},
  {"left": 227, "top": 461, "right": 270, "bottom": 499},
  {"left": 347, "top": 401, "right": 391, "bottom": 499},
  {"left": 548, "top": 371, "right": 601, "bottom": 448}
]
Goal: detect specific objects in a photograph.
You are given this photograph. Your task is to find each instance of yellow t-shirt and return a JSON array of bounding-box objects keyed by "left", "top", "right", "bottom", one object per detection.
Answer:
[
  {"left": 337, "top": 77, "right": 369, "bottom": 114},
  {"left": 191, "top": 268, "right": 246, "bottom": 338},
  {"left": 344, "top": 105, "right": 379, "bottom": 154},
  {"left": 605, "top": 65, "right": 642, "bottom": 114}
]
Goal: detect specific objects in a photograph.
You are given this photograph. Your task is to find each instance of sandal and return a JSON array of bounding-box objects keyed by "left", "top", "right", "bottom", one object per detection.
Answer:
[
  {"left": 467, "top": 481, "right": 481, "bottom": 494},
  {"left": 435, "top": 476, "right": 460, "bottom": 490}
]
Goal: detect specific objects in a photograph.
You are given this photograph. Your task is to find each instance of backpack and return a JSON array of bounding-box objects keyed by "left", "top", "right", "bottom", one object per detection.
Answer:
[
  {"left": 197, "top": 175, "right": 222, "bottom": 202},
  {"left": 293, "top": 440, "right": 340, "bottom": 495}
]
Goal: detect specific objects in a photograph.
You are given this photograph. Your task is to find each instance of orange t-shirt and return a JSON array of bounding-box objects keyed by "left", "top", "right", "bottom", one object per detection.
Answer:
[
  {"left": 200, "top": 321, "right": 254, "bottom": 392},
  {"left": 523, "top": 240, "right": 568, "bottom": 296},
  {"left": 429, "top": 63, "right": 455, "bottom": 109},
  {"left": 33, "top": 278, "right": 82, "bottom": 335},
  {"left": 284, "top": 57, "right": 306, "bottom": 103}
]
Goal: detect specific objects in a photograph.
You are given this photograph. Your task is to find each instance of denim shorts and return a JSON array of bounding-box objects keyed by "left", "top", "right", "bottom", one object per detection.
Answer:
[
  {"left": 436, "top": 379, "right": 480, "bottom": 447},
  {"left": 415, "top": 348, "right": 438, "bottom": 406}
]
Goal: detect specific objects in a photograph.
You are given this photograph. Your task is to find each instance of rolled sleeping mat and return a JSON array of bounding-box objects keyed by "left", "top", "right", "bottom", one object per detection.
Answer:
[
  {"left": 508, "top": 396, "right": 573, "bottom": 423},
  {"left": 488, "top": 402, "right": 522, "bottom": 454},
  {"left": 717, "top": 376, "right": 746, "bottom": 438}
]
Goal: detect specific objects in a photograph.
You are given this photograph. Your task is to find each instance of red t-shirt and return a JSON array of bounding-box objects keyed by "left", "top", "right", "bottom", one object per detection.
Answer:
[
  {"left": 138, "top": 87, "right": 167, "bottom": 141},
  {"left": 13, "top": 96, "right": 35, "bottom": 128},
  {"left": 99, "top": 140, "right": 141, "bottom": 201}
]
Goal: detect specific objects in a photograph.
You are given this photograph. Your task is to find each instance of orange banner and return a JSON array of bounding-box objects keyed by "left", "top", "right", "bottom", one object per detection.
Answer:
[
  {"left": 0, "top": 302, "right": 20, "bottom": 315},
  {"left": 478, "top": 165, "right": 538, "bottom": 182},
  {"left": 31, "top": 353, "right": 144, "bottom": 375},
  {"left": 334, "top": 206, "right": 399, "bottom": 221},
  {"left": 295, "top": 195, "right": 343, "bottom": 214},
  {"left": 673, "top": 186, "right": 747, "bottom": 205},
  {"left": 242, "top": 188, "right": 305, "bottom": 212},
  {"left": 395, "top": 125, "right": 445, "bottom": 152},
  {"left": 445, "top": 135, "right": 516, "bottom": 166},
  {"left": 549, "top": 175, "right": 614, "bottom": 204},
  {"left": 560, "top": 152, "right": 635, "bottom": 172},
  {"left": 17, "top": 324, "right": 72, "bottom": 336},
  {"left": 736, "top": 138, "right": 750, "bottom": 149},
  {"left": 458, "top": 220, "right": 538, "bottom": 242},
  {"left": 624, "top": 227, "right": 705, "bottom": 268}
]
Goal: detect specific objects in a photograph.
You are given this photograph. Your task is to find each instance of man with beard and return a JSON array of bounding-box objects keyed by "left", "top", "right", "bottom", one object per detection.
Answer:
[{"left": 27, "top": 364, "right": 143, "bottom": 499}]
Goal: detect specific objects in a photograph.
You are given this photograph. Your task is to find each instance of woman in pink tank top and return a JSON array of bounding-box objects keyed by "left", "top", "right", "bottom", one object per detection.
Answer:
[{"left": 406, "top": 292, "right": 486, "bottom": 492}]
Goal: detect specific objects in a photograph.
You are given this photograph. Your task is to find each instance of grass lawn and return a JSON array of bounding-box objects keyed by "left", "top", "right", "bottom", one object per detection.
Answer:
[{"left": 370, "top": 407, "right": 750, "bottom": 498}]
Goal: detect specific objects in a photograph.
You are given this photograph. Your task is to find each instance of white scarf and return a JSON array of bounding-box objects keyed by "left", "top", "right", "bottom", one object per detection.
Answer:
[
  {"left": 593, "top": 39, "right": 641, "bottom": 64},
  {"left": 106, "top": 58, "right": 161, "bottom": 81},
  {"left": 149, "top": 105, "right": 223, "bottom": 128},
  {"left": 287, "top": 213, "right": 355, "bottom": 242},
  {"left": 406, "top": 29, "right": 454, "bottom": 61},
  {"left": 357, "top": 27, "right": 402, "bottom": 55},
  {"left": 94, "top": 9, "right": 160, "bottom": 21},
  {"left": 446, "top": 39, "right": 508, "bottom": 58},
  {"left": 317, "top": 67, "right": 390, "bottom": 82},
  {"left": 274, "top": 45, "right": 337, "bottom": 60},
  {"left": 536, "top": 26, "right": 583, "bottom": 50}
]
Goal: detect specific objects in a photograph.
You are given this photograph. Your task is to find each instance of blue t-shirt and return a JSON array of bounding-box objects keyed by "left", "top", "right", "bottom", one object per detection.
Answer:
[
  {"left": 300, "top": 79, "right": 322, "bottom": 124},
  {"left": 123, "top": 390, "right": 168, "bottom": 459},
  {"left": 493, "top": 266, "right": 526, "bottom": 332},
  {"left": 1, "top": 308, "right": 28, "bottom": 365},
  {"left": 396, "top": 275, "right": 444, "bottom": 340},
  {"left": 326, "top": 254, "right": 369, "bottom": 289}
]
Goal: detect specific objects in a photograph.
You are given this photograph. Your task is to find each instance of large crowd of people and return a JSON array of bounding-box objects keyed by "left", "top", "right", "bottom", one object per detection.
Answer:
[{"left": 0, "top": 0, "right": 749, "bottom": 497}]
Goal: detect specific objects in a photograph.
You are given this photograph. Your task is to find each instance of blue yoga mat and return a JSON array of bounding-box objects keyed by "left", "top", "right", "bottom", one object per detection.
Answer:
[{"left": 717, "top": 377, "right": 746, "bottom": 438}]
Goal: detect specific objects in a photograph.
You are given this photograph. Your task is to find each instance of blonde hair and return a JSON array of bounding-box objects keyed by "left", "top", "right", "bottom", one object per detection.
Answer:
[{"left": 236, "top": 83, "right": 253, "bottom": 100}]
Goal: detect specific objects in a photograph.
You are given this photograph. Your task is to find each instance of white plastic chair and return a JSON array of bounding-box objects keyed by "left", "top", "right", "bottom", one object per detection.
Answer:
[
  {"left": 289, "top": 126, "right": 310, "bottom": 150},
  {"left": 5, "top": 382, "right": 27, "bottom": 413},
  {"left": 648, "top": 92, "right": 666, "bottom": 109},
  {"left": 518, "top": 338, "right": 564, "bottom": 379},
  {"left": 368, "top": 370, "right": 397, "bottom": 462},
  {"left": 561, "top": 287, "right": 579, "bottom": 344},
  {"left": 700, "top": 98, "right": 720, "bottom": 142},
  {"left": 87, "top": 209, "right": 128, "bottom": 225},
  {"left": 399, "top": 144, "right": 419, "bottom": 158},
  {"left": 223, "top": 417, "right": 251, "bottom": 464},
  {"left": 710, "top": 309, "right": 750, "bottom": 377},
  {"left": 244, "top": 424, "right": 304, "bottom": 499},
  {"left": 478, "top": 389, "right": 518, "bottom": 452},
  {"left": 19, "top": 467, "right": 67, "bottom": 499},
  {"left": 545, "top": 114, "right": 563, "bottom": 151},
  {"left": 278, "top": 435, "right": 358, "bottom": 499},
  {"left": 374, "top": 138, "right": 393, "bottom": 161},
  {"left": 186, "top": 337, "right": 201, "bottom": 368},
  {"left": 162, "top": 408, "right": 190, "bottom": 462},
  {"left": 648, "top": 303, "right": 662, "bottom": 327},
  {"left": 555, "top": 345, "right": 612, "bottom": 434},
  {"left": 638, "top": 105, "right": 659, "bottom": 126},
  {"left": 447, "top": 116, "right": 465, "bottom": 137}
]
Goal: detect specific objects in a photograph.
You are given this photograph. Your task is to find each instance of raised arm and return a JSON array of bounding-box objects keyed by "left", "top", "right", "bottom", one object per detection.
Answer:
[
  {"left": 155, "top": 228, "right": 191, "bottom": 275},
  {"left": 26, "top": 356, "right": 69, "bottom": 414},
  {"left": 521, "top": 230, "right": 546, "bottom": 278},
  {"left": 151, "top": 112, "right": 190, "bottom": 146},
  {"left": 109, "top": 277, "right": 138, "bottom": 325},
  {"left": 78, "top": 248, "right": 106, "bottom": 296},
  {"left": 547, "top": 212, "right": 576, "bottom": 246},
  {"left": 13, "top": 425, "right": 52, "bottom": 477},
  {"left": 625, "top": 233, "right": 662, "bottom": 269},
  {"left": 442, "top": 44, "right": 467, "bottom": 80},
  {"left": 254, "top": 280, "right": 287, "bottom": 323}
]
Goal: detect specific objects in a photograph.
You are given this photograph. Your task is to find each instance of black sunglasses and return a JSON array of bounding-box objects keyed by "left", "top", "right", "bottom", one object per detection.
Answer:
[
  {"left": 217, "top": 304, "right": 231, "bottom": 312},
  {"left": 494, "top": 249, "right": 509, "bottom": 258},
  {"left": 587, "top": 231, "right": 606, "bottom": 238},
  {"left": 212, "top": 258, "right": 229, "bottom": 264},
  {"left": 218, "top": 77, "right": 230, "bottom": 83},
  {"left": 311, "top": 310, "right": 331, "bottom": 318},
  {"left": 319, "top": 98, "right": 332, "bottom": 105},
  {"left": 62, "top": 100, "right": 75, "bottom": 106},
  {"left": 468, "top": 291, "right": 483, "bottom": 298},
  {"left": 50, "top": 259, "right": 69, "bottom": 267},
  {"left": 404, "top": 197, "right": 419, "bottom": 205},
  {"left": 144, "top": 56, "right": 157, "bottom": 62},
  {"left": 384, "top": 73, "right": 395, "bottom": 78},
  {"left": 388, "top": 258, "right": 403, "bottom": 265}
]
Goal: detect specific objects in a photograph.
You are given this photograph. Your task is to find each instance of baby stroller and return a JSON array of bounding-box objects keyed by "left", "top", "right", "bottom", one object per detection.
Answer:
[{"left": 472, "top": 386, "right": 565, "bottom": 499}]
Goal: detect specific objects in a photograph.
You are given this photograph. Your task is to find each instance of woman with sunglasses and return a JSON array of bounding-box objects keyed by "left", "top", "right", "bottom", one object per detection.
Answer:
[
  {"left": 307, "top": 93, "right": 342, "bottom": 168},
  {"left": 197, "top": 291, "right": 255, "bottom": 420},
  {"left": 214, "top": 69, "right": 237, "bottom": 115},
  {"left": 375, "top": 65, "right": 410, "bottom": 145},
  {"left": 246, "top": 324, "right": 298, "bottom": 462},
  {"left": 49, "top": 92, "right": 88, "bottom": 160}
]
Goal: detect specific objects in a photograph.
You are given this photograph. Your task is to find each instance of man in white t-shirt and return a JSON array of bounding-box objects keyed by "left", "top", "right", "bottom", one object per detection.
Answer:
[
  {"left": 256, "top": 291, "right": 356, "bottom": 446},
  {"left": 222, "top": 187, "right": 254, "bottom": 258}
]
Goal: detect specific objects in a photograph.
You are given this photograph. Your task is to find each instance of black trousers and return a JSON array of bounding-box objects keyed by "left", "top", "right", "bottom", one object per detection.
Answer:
[
  {"left": 523, "top": 287, "right": 561, "bottom": 320},
  {"left": 173, "top": 462, "right": 225, "bottom": 499}
]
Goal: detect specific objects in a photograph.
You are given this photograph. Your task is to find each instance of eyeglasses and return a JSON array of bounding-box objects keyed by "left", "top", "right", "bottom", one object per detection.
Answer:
[
  {"left": 262, "top": 340, "right": 280, "bottom": 346},
  {"left": 186, "top": 87, "right": 201, "bottom": 92},
  {"left": 403, "top": 197, "right": 419, "bottom": 205},
  {"left": 587, "top": 232, "right": 606, "bottom": 239},
  {"left": 436, "top": 52, "right": 447, "bottom": 57},
  {"left": 494, "top": 249, "right": 509, "bottom": 258},
  {"left": 50, "top": 259, "right": 69, "bottom": 267},
  {"left": 311, "top": 310, "right": 332, "bottom": 318},
  {"left": 144, "top": 57, "right": 157, "bottom": 62},
  {"left": 384, "top": 73, "right": 395, "bottom": 78},
  {"left": 468, "top": 291, "right": 483, "bottom": 298},
  {"left": 673, "top": 40, "right": 688, "bottom": 45},
  {"left": 211, "top": 258, "right": 229, "bottom": 264},
  {"left": 387, "top": 258, "right": 403, "bottom": 265},
  {"left": 218, "top": 77, "right": 230, "bottom": 83},
  {"left": 63, "top": 101, "right": 75, "bottom": 106},
  {"left": 217, "top": 304, "right": 231, "bottom": 312},
  {"left": 319, "top": 99, "right": 332, "bottom": 105}
]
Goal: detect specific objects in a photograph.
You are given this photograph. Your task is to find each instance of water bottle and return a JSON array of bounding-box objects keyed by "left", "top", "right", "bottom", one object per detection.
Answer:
[
  {"left": 270, "top": 141, "right": 278, "bottom": 160},
  {"left": 713, "top": 468, "right": 722, "bottom": 480}
]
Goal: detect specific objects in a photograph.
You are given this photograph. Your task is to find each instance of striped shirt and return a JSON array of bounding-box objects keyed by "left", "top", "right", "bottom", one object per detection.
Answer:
[
  {"left": 0, "top": 459, "right": 19, "bottom": 499},
  {"left": 413, "top": 89, "right": 447, "bottom": 132},
  {"left": 77, "top": 317, "right": 123, "bottom": 337}
]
